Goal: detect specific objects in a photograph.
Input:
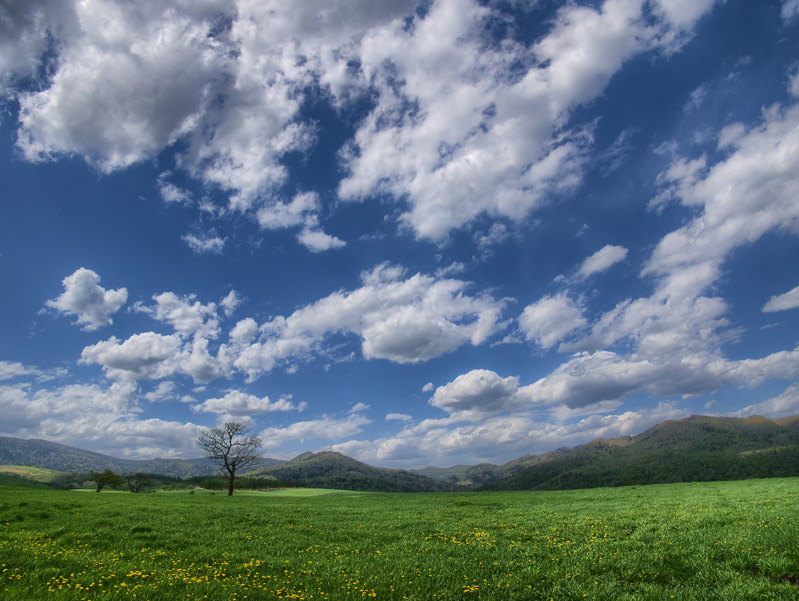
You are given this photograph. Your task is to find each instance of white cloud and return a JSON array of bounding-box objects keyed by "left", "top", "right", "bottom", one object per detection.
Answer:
[
  {"left": 257, "top": 191, "right": 319, "bottom": 230},
  {"left": 430, "top": 369, "right": 520, "bottom": 415},
  {"left": 46, "top": 268, "right": 127, "bottom": 331},
  {"left": 763, "top": 284, "right": 799, "bottom": 312},
  {"left": 134, "top": 292, "right": 220, "bottom": 339},
  {"left": 144, "top": 381, "right": 178, "bottom": 403},
  {"left": 0, "top": 361, "right": 41, "bottom": 381},
  {"left": 519, "top": 293, "right": 587, "bottom": 349},
  {"left": 3, "top": 0, "right": 717, "bottom": 249},
  {"left": 332, "top": 401, "right": 687, "bottom": 468},
  {"left": 182, "top": 233, "right": 226, "bottom": 254},
  {"left": 157, "top": 172, "right": 192, "bottom": 204},
  {"left": 652, "top": 0, "right": 716, "bottom": 33},
  {"left": 731, "top": 383, "right": 799, "bottom": 419},
  {"left": 259, "top": 413, "right": 371, "bottom": 449},
  {"left": 422, "top": 382, "right": 434, "bottom": 392},
  {"left": 17, "top": 1, "right": 233, "bottom": 172},
  {"left": 517, "top": 346, "right": 799, "bottom": 409},
  {"left": 577, "top": 245, "right": 628, "bottom": 279},
  {"left": 80, "top": 332, "right": 184, "bottom": 380},
  {"left": 296, "top": 227, "right": 346, "bottom": 253},
  {"left": 386, "top": 412, "right": 413, "bottom": 423},
  {"left": 338, "top": 0, "right": 715, "bottom": 241},
  {"left": 0, "top": 0, "right": 75, "bottom": 96},
  {"left": 561, "top": 92, "right": 799, "bottom": 387},
  {"left": 782, "top": 0, "right": 799, "bottom": 23},
  {"left": 0, "top": 377, "right": 203, "bottom": 458},
  {"left": 225, "top": 263, "right": 504, "bottom": 378},
  {"left": 350, "top": 402, "right": 370, "bottom": 413},
  {"left": 192, "top": 390, "right": 306, "bottom": 416},
  {"left": 220, "top": 290, "right": 243, "bottom": 317}
]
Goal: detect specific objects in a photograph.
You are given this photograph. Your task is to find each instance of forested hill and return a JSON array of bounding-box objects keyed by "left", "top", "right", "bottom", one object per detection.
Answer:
[
  {"left": 3, "top": 415, "right": 798, "bottom": 491},
  {"left": 247, "top": 451, "right": 454, "bottom": 492},
  {"left": 480, "top": 415, "right": 799, "bottom": 491},
  {"left": 0, "top": 437, "right": 282, "bottom": 478}
]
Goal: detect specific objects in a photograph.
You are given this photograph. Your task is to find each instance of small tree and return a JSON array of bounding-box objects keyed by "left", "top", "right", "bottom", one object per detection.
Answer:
[
  {"left": 89, "top": 469, "right": 123, "bottom": 493},
  {"left": 195, "top": 422, "right": 263, "bottom": 496},
  {"left": 126, "top": 472, "right": 152, "bottom": 493}
]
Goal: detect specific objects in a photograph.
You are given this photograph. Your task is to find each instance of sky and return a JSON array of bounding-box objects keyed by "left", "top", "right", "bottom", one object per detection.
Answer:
[{"left": 1, "top": 0, "right": 798, "bottom": 468}]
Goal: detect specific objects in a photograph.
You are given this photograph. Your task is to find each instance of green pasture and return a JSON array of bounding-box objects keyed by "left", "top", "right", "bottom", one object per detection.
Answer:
[{"left": 1, "top": 478, "right": 797, "bottom": 600}]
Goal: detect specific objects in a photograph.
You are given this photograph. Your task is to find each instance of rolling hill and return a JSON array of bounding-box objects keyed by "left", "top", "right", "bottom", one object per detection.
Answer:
[
  {"left": 246, "top": 451, "right": 453, "bottom": 492},
  {"left": 2, "top": 414, "right": 798, "bottom": 491},
  {"left": 480, "top": 415, "right": 799, "bottom": 490},
  {"left": 0, "top": 437, "right": 282, "bottom": 478}
]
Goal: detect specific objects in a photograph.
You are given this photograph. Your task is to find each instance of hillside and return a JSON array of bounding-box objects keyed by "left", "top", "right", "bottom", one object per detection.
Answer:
[
  {"left": 248, "top": 451, "right": 453, "bottom": 492},
  {"left": 3, "top": 414, "right": 798, "bottom": 491},
  {"left": 482, "top": 415, "right": 799, "bottom": 491},
  {"left": 0, "top": 437, "right": 282, "bottom": 478}
]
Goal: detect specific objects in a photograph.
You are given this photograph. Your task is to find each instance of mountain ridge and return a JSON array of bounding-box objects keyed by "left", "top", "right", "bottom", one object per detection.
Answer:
[{"left": 2, "top": 414, "right": 798, "bottom": 490}]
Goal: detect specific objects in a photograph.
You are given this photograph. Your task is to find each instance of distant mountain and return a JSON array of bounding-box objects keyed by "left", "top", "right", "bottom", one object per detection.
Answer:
[
  {"left": 481, "top": 415, "right": 799, "bottom": 491},
  {"left": 3, "top": 414, "right": 798, "bottom": 491},
  {"left": 0, "top": 437, "right": 283, "bottom": 478},
  {"left": 247, "top": 451, "right": 453, "bottom": 492},
  {"left": 410, "top": 452, "right": 567, "bottom": 487}
]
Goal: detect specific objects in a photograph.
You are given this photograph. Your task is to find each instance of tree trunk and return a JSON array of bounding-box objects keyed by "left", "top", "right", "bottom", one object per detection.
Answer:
[{"left": 227, "top": 472, "right": 235, "bottom": 496}]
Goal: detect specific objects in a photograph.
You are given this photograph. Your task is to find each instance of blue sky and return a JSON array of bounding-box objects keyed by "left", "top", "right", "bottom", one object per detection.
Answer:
[{"left": 1, "top": 0, "right": 798, "bottom": 467}]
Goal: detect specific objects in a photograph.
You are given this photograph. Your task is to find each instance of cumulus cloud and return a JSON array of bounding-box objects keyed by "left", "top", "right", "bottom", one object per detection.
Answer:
[
  {"left": 2, "top": 0, "right": 717, "bottom": 248},
  {"left": 296, "top": 227, "right": 346, "bottom": 252},
  {"left": 80, "top": 332, "right": 183, "bottom": 380},
  {"left": 192, "top": 390, "right": 306, "bottom": 416},
  {"left": 143, "top": 381, "right": 178, "bottom": 403},
  {"left": 519, "top": 293, "right": 587, "bottom": 349},
  {"left": 561, "top": 92, "right": 799, "bottom": 382},
  {"left": 386, "top": 412, "right": 413, "bottom": 423},
  {"left": 577, "top": 245, "right": 628, "bottom": 279},
  {"left": 0, "top": 377, "right": 203, "bottom": 458},
  {"left": 0, "top": 361, "right": 41, "bottom": 381},
  {"left": 338, "top": 0, "right": 715, "bottom": 241},
  {"left": 763, "top": 284, "right": 799, "bottom": 313},
  {"left": 259, "top": 413, "right": 370, "bottom": 449},
  {"left": 134, "top": 292, "right": 220, "bottom": 339},
  {"left": 157, "top": 172, "right": 192, "bottom": 204},
  {"left": 182, "top": 233, "right": 226, "bottom": 254},
  {"left": 17, "top": 1, "right": 232, "bottom": 171},
  {"left": 332, "top": 401, "right": 687, "bottom": 467},
  {"left": 517, "top": 346, "right": 799, "bottom": 409},
  {"left": 220, "top": 290, "right": 243, "bottom": 317},
  {"left": 731, "top": 383, "right": 799, "bottom": 419},
  {"left": 46, "top": 268, "right": 127, "bottom": 330},
  {"left": 224, "top": 263, "right": 504, "bottom": 378},
  {"left": 77, "top": 262, "right": 503, "bottom": 384},
  {"left": 782, "top": 0, "right": 799, "bottom": 23},
  {"left": 430, "top": 369, "right": 520, "bottom": 415}
]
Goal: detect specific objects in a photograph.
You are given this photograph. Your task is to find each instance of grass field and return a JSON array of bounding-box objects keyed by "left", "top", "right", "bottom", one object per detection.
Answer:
[{"left": 1, "top": 478, "right": 797, "bottom": 600}]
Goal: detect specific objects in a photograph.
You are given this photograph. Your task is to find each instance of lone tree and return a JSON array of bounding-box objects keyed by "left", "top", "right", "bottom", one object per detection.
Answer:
[
  {"left": 89, "top": 468, "right": 123, "bottom": 493},
  {"left": 195, "top": 422, "right": 263, "bottom": 496},
  {"left": 126, "top": 472, "right": 152, "bottom": 493}
]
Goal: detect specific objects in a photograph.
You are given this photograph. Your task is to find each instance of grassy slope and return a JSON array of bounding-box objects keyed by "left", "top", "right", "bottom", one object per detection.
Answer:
[
  {"left": 1, "top": 478, "right": 797, "bottom": 600},
  {"left": 0, "top": 465, "right": 64, "bottom": 483}
]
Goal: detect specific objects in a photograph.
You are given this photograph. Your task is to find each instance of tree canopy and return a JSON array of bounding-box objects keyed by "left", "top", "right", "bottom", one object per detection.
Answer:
[{"left": 89, "top": 468, "right": 123, "bottom": 492}]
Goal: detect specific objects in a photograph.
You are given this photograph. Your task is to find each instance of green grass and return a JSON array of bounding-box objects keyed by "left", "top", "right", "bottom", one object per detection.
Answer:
[{"left": 1, "top": 478, "right": 797, "bottom": 600}]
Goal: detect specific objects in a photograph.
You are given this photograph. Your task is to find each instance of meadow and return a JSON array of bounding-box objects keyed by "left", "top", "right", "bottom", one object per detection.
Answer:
[{"left": 1, "top": 478, "right": 797, "bottom": 600}]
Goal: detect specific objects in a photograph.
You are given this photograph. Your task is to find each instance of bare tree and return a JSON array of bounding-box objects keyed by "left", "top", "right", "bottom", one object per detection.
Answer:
[{"left": 195, "top": 422, "right": 263, "bottom": 496}]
